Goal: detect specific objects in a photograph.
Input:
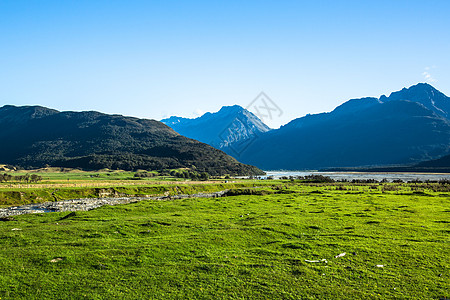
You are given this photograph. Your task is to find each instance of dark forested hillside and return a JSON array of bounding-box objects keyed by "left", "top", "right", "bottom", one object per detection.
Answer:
[{"left": 0, "top": 105, "right": 264, "bottom": 175}]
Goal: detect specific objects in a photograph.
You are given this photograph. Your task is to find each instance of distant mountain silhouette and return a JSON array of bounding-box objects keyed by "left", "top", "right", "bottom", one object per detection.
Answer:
[
  {"left": 0, "top": 105, "right": 264, "bottom": 175},
  {"left": 161, "top": 105, "right": 270, "bottom": 153},
  {"left": 415, "top": 153, "right": 450, "bottom": 169},
  {"left": 381, "top": 83, "right": 450, "bottom": 118},
  {"left": 323, "top": 153, "right": 450, "bottom": 173},
  {"left": 225, "top": 83, "right": 450, "bottom": 170}
]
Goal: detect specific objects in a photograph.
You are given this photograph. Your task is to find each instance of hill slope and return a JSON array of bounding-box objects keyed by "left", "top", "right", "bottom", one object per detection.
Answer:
[
  {"left": 226, "top": 83, "right": 450, "bottom": 170},
  {"left": 161, "top": 105, "right": 270, "bottom": 152},
  {"left": 405, "top": 153, "right": 450, "bottom": 172},
  {"left": 0, "top": 105, "right": 264, "bottom": 175}
]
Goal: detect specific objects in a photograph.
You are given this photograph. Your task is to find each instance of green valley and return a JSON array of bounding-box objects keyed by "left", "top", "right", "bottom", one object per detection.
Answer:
[{"left": 0, "top": 180, "right": 448, "bottom": 299}]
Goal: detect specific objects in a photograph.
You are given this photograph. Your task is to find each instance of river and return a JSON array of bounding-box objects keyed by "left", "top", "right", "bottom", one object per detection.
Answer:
[{"left": 263, "top": 171, "right": 450, "bottom": 182}]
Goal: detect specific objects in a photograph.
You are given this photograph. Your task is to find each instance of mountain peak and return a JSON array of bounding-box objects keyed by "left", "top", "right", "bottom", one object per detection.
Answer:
[
  {"left": 218, "top": 105, "right": 244, "bottom": 113},
  {"left": 390, "top": 82, "right": 440, "bottom": 96},
  {"left": 161, "top": 105, "right": 270, "bottom": 151},
  {"left": 383, "top": 83, "right": 450, "bottom": 118}
]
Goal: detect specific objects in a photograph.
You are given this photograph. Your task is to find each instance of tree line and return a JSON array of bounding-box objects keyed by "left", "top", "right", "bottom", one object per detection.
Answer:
[{"left": 0, "top": 173, "right": 43, "bottom": 183}]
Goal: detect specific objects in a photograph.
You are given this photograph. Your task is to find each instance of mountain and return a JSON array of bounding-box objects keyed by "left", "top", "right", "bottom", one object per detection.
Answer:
[
  {"left": 323, "top": 153, "right": 450, "bottom": 173},
  {"left": 0, "top": 105, "right": 264, "bottom": 175},
  {"left": 225, "top": 83, "right": 450, "bottom": 170},
  {"left": 161, "top": 105, "right": 270, "bottom": 154},
  {"left": 415, "top": 153, "right": 450, "bottom": 170},
  {"left": 381, "top": 83, "right": 450, "bottom": 119}
]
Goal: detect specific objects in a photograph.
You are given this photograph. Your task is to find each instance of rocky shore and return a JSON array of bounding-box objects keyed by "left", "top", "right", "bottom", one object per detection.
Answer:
[{"left": 0, "top": 190, "right": 229, "bottom": 218}]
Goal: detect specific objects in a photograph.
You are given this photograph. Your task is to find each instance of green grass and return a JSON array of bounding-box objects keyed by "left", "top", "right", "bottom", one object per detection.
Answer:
[
  {"left": 1, "top": 170, "right": 189, "bottom": 184},
  {"left": 0, "top": 182, "right": 273, "bottom": 207},
  {"left": 0, "top": 169, "right": 275, "bottom": 206},
  {"left": 0, "top": 183, "right": 448, "bottom": 299}
]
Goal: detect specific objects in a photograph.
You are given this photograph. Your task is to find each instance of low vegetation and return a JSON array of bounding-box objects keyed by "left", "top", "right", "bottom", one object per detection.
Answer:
[
  {"left": 0, "top": 181, "right": 448, "bottom": 299},
  {"left": 0, "top": 173, "right": 42, "bottom": 183}
]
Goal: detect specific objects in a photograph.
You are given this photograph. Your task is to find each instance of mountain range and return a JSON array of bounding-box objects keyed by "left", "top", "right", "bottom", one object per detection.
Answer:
[
  {"left": 234, "top": 83, "right": 450, "bottom": 170},
  {"left": 164, "top": 83, "right": 450, "bottom": 171},
  {"left": 3, "top": 83, "right": 449, "bottom": 173},
  {"left": 161, "top": 105, "right": 270, "bottom": 155},
  {"left": 0, "top": 105, "right": 264, "bottom": 175}
]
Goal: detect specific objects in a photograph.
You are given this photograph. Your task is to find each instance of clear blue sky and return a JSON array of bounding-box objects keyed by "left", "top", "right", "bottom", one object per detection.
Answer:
[{"left": 1, "top": 0, "right": 449, "bottom": 128}]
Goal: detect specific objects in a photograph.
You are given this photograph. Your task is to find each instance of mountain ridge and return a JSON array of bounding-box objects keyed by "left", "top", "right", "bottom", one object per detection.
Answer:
[
  {"left": 382, "top": 83, "right": 450, "bottom": 118},
  {"left": 0, "top": 105, "right": 264, "bottom": 175},
  {"left": 224, "top": 83, "right": 450, "bottom": 170}
]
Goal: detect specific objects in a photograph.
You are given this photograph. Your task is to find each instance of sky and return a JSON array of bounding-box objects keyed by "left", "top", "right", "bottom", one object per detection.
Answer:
[{"left": 1, "top": 0, "right": 449, "bottom": 128}]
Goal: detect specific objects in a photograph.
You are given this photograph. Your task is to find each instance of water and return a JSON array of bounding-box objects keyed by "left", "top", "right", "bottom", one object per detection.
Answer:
[{"left": 263, "top": 171, "right": 450, "bottom": 182}]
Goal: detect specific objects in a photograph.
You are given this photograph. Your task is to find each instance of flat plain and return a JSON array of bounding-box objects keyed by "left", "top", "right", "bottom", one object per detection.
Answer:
[{"left": 0, "top": 174, "right": 448, "bottom": 299}]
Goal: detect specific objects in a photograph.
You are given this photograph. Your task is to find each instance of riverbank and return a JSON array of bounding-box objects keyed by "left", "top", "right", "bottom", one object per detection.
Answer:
[
  {"left": 0, "top": 190, "right": 229, "bottom": 218},
  {"left": 0, "top": 181, "right": 273, "bottom": 207}
]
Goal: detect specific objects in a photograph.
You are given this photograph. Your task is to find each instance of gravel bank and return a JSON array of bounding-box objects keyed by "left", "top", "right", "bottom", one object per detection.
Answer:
[{"left": 0, "top": 190, "right": 229, "bottom": 218}]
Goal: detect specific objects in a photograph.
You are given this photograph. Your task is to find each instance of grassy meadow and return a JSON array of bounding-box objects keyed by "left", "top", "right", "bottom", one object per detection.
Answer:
[
  {"left": 0, "top": 180, "right": 448, "bottom": 299},
  {"left": 0, "top": 168, "right": 188, "bottom": 188},
  {"left": 0, "top": 169, "right": 270, "bottom": 207}
]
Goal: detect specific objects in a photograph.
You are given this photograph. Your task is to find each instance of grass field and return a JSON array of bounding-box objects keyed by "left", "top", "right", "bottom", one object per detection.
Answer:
[
  {"left": 0, "top": 169, "right": 188, "bottom": 187},
  {"left": 0, "top": 169, "right": 271, "bottom": 207},
  {"left": 0, "top": 182, "right": 448, "bottom": 299}
]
